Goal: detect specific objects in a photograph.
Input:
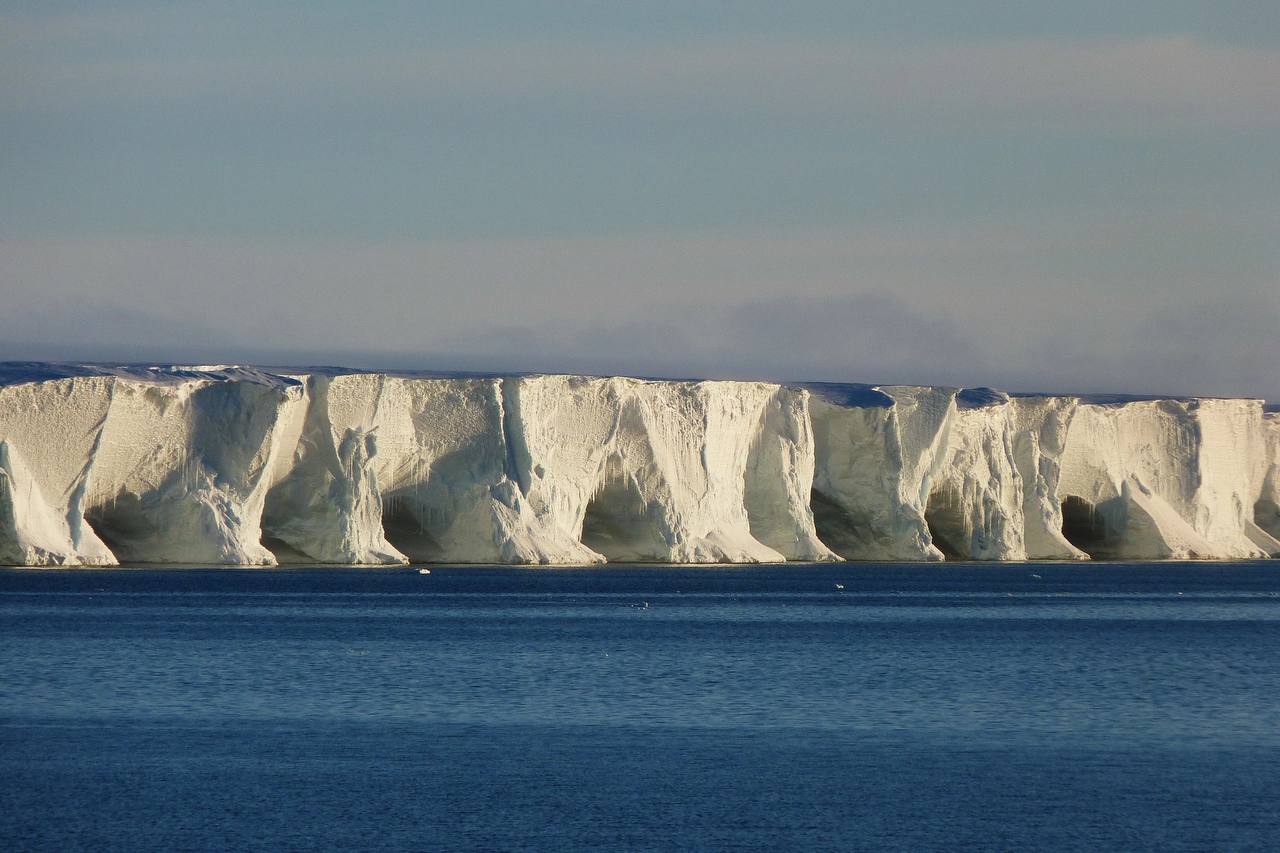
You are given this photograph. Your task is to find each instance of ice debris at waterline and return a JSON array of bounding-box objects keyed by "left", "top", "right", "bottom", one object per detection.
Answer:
[{"left": 0, "top": 362, "right": 1277, "bottom": 567}]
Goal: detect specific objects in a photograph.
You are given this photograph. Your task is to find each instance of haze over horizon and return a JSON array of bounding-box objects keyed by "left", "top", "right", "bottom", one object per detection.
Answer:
[{"left": 2, "top": 2, "right": 1277, "bottom": 400}]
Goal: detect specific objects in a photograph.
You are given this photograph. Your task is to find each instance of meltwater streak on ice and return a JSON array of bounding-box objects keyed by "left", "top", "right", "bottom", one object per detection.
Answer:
[
  {"left": 0, "top": 362, "right": 1278, "bottom": 567},
  {"left": 2, "top": 563, "right": 1280, "bottom": 851}
]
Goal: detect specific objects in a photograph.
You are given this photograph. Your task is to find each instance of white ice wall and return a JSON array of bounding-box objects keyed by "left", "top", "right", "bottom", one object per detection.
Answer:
[
  {"left": 1251, "top": 412, "right": 1280, "bottom": 553},
  {"left": 79, "top": 374, "right": 303, "bottom": 564},
  {"left": 927, "top": 393, "right": 1028, "bottom": 561},
  {"left": 514, "top": 376, "right": 832, "bottom": 563},
  {"left": 0, "top": 377, "right": 116, "bottom": 566},
  {"left": 0, "top": 369, "right": 304, "bottom": 566},
  {"left": 259, "top": 374, "right": 406, "bottom": 564},
  {"left": 808, "top": 385, "right": 954, "bottom": 560},
  {"left": 1010, "top": 397, "right": 1087, "bottom": 560},
  {"left": 259, "top": 373, "right": 822, "bottom": 565},
  {"left": 0, "top": 364, "right": 1275, "bottom": 566},
  {"left": 741, "top": 386, "right": 836, "bottom": 560},
  {"left": 1056, "top": 399, "right": 1271, "bottom": 560}
]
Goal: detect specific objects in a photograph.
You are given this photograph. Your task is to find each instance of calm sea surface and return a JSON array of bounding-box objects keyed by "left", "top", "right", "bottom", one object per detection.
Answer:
[{"left": 2, "top": 562, "right": 1279, "bottom": 851}]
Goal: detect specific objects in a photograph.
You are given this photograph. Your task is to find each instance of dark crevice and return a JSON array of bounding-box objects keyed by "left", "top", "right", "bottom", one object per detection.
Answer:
[
  {"left": 1255, "top": 498, "right": 1280, "bottom": 540},
  {"left": 809, "top": 488, "right": 864, "bottom": 557},
  {"left": 260, "top": 536, "right": 315, "bottom": 564},
  {"left": 83, "top": 494, "right": 158, "bottom": 563},
  {"left": 1253, "top": 497, "right": 1280, "bottom": 558},
  {"left": 1060, "top": 495, "right": 1116, "bottom": 559},
  {"left": 381, "top": 497, "right": 443, "bottom": 562},
  {"left": 581, "top": 467, "right": 667, "bottom": 562},
  {"left": 924, "top": 487, "right": 969, "bottom": 560}
]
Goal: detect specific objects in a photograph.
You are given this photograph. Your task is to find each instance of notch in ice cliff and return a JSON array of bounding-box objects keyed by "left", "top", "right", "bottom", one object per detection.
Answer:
[{"left": 0, "top": 363, "right": 1275, "bottom": 566}]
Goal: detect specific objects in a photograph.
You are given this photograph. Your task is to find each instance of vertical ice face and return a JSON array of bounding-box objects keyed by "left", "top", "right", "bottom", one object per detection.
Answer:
[
  {"left": 366, "top": 374, "right": 599, "bottom": 564},
  {"left": 262, "top": 373, "right": 599, "bottom": 564},
  {"left": 808, "top": 384, "right": 955, "bottom": 560},
  {"left": 808, "top": 386, "right": 1274, "bottom": 562},
  {"left": 1251, "top": 412, "right": 1280, "bottom": 553},
  {"left": 257, "top": 372, "right": 822, "bottom": 564},
  {"left": 0, "top": 367, "right": 307, "bottom": 566},
  {"left": 260, "top": 375, "right": 407, "bottom": 564},
  {"left": 1056, "top": 398, "right": 1270, "bottom": 560},
  {"left": 1192, "top": 399, "right": 1275, "bottom": 557},
  {"left": 1009, "top": 396, "right": 1088, "bottom": 560},
  {"left": 80, "top": 374, "right": 304, "bottom": 565},
  {"left": 1, "top": 364, "right": 1276, "bottom": 566},
  {"left": 741, "top": 386, "right": 838, "bottom": 560},
  {"left": 926, "top": 389, "right": 1027, "bottom": 561},
  {"left": 512, "top": 376, "right": 826, "bottom": 563},
  {"left": 0, "top": 377, "right": 116, "bottom": 566}
]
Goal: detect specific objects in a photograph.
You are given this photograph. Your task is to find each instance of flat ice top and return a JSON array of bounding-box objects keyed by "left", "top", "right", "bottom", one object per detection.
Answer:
[
  {"left": 0, "top": 361, "right": 1267, "bottom": 408},
  {"left": 799, "top": 383, "right": 896, "bottom": 408},
  {"left": 955, "top": 387, "right": 1011, "bottom": 409},
  {"left": 0, "top": 361, "right": 300, "bottom": 389}
]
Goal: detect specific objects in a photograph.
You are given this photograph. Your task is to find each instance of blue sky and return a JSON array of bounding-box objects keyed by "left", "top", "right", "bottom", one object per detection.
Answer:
[{"left": 2, "top": 1, "right": 1277, "bottom": 398}]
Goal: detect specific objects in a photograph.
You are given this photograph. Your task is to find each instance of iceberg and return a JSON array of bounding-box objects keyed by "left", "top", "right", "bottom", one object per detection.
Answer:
[{"left": 0, "top": 362, "right": 1275, "bottom": 566}]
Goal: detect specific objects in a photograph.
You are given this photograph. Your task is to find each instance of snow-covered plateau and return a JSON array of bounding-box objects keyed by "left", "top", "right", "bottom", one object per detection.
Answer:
[{"left": 1, "top": 363, "right": 1277, "bottom": 566}]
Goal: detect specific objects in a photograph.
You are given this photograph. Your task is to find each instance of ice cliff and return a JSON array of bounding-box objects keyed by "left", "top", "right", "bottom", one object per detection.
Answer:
[{"left": 1, "top": 363, "right": 1276, "bottom": 566}]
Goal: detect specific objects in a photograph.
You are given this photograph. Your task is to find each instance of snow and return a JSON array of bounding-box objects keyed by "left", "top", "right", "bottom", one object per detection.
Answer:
[{"left": 0, "top": 362, "right": 1275, "bottom": 565}]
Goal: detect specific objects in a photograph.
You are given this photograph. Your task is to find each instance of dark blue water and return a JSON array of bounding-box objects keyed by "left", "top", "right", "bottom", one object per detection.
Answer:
[{"left": 3, "top": 563, "right": 1280, "bottom": 851}]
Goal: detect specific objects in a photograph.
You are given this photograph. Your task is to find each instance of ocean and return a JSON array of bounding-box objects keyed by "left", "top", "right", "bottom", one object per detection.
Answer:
[{"left": 2, "top": 562, "right": 1279, "bottom": 851}]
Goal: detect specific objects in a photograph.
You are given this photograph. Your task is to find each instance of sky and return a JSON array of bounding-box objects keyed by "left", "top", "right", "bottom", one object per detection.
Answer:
[{"left": 1, "top": 1, "right": 1277, "bottom": 399}]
